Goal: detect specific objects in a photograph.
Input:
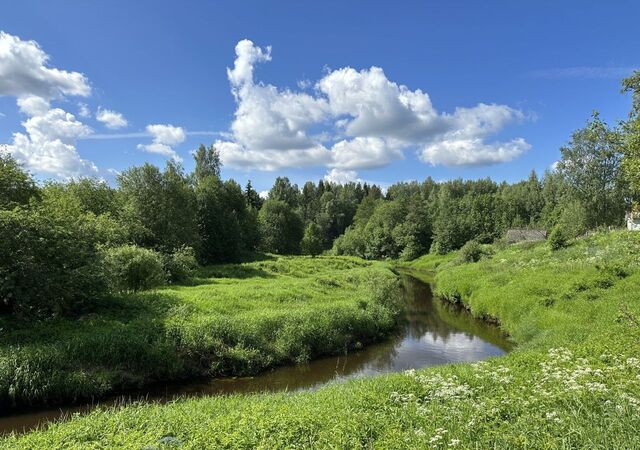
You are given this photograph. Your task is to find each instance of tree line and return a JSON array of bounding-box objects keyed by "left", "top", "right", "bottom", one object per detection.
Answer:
[{"left": 2, "top": 71, "right": 640, "bottom": 317}]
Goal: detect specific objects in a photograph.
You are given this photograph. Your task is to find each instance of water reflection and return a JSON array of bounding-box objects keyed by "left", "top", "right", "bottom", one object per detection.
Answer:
[{"left": 0, "top": 273, "right": 511, "bottom": 435}]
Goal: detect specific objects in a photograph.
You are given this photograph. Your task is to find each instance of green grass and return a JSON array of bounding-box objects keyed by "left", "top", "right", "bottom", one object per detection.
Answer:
[
  {"left": 4, "top": 232, "right": 640, "bottom": 449},
  {"left": 0, "top": 255, "right": 401, "bottom": 410}
]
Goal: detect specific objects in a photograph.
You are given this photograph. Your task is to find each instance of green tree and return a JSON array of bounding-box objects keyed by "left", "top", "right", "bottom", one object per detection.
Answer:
[
  {"left": 118, "top": 162, "right": 198, "bottom": 251},
  {"left": 0, "top": 154, "right": 39, "bottom": 209},
  {"left": 258, "top": 199, "right": 303, "bottom": 254},
  {"left": 621, "top": 71, "right": 640, "bottom": 201},
  {"left": 268, "top": 177, "right": 299, "bottom": 208},
  {"left": 0, "top": 208, "right": 106, "bottom": 316},
  {"left": 557, "top": 112, "right": 627, "bottom": 227},
  {"left": 301, "top": 223, "right": 324, "bottom": 257},
  {"left": 193, "top": 144, "right": 221, "bottom": 183},
  {"left": 244, "top": 180, "right": 263, "bottom": 210}
]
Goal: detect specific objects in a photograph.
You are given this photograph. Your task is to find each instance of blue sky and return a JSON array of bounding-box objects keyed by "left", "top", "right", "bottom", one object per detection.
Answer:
[{"left": 1, "top": 1, "right": 638, "bottom": 192}]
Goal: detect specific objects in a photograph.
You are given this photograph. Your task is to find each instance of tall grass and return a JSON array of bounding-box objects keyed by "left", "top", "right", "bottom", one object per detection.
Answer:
[
  {"left": 3, "top": 232, "right": 640, "bottom": 448},
  {"left": 0, "top": 255, "right": 401, "bottom": 410}
]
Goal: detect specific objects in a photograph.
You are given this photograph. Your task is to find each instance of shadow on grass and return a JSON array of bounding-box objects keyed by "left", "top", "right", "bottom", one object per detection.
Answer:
[{"left": 197, "top": 264, "right": 275, "bottom": 280}]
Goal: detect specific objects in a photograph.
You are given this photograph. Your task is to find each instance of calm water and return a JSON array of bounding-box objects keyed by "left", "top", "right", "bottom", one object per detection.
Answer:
[{"left": 0, "top": 273, "right": 511, "bottom": 435}]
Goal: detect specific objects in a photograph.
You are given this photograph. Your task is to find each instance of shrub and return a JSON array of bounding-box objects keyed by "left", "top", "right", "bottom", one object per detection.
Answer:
[
  {"left": 258, "top": 200, "right": 304, "bottom": 254},
  {"left": 459, "top": 239, "right": 483, "bottom": 263},
  {"left": 103, "top": 245, "right": 165, "bottom": 292},
  {"left": 164, "top": 246, "right": 198, "bottom": 283},
  {"left": 0, "top": 208, "right": 106, "bottom": 316},
  {"left": 301, "top": 223, "right": 324, "bottom": 257},
  {"left": 548, "top": 225, "right": 569, "bottom": 250}
]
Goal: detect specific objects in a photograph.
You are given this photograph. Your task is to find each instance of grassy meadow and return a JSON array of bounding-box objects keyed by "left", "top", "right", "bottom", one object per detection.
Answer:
[
  {"left": 4, "top": 230, "right": 640, "bottom": 449},
  {"left": 0, "top": 256, "right": 401, "bottom": 410}
]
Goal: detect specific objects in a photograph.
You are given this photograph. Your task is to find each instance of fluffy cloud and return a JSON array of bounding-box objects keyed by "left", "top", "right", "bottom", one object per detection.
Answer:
[
  {"left": 0, "top": 31, "right": 90, "bottom": 99},
  {"left": 2, "top": 108, "right": 96, "bottom": 178},
  {"left": 77, "top": 102, "right": 91, "bottom": 118},
  {"left": 0, "top": 32, "right": 97, "bottom": 178},
  {"left": 17, "top": 95, "right": 50, "bottom": 116},
  {"left": 137, "top": 124, "right": 185, "bottom": 161},
  {"left": 419, "top": 137, "right": 530, "bottom": 167},
  {"left": 216, "top": 39, "right": 530, "bottom": 174},
  {"left": 329, "top": 137, "right": 403, "bottom": 170},
  {"left": 324, "top": 168, "right": 359, "bottom": 184},
  {"left": 96, "top": 108, "right": 128, "bottom": 129},
  {"left": 217, "top": 140, "right": 330, "bottom": 171}
]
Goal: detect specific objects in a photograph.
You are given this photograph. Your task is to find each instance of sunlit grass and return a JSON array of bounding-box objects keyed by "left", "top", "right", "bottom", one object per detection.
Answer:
[
  {"left": 0, "top": 255, "right": 401, "bottom": 410},
  {"left": 3, "top": 232, "right": 640, "bottom": 448}
]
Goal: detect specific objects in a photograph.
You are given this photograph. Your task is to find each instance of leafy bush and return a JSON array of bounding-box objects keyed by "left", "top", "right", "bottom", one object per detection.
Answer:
[
  {"left": 0, "top": 208, "right": 106, "bottom": 316},
  {"left": 301, "top": 223, "right": 324, "bottom": 257},
  {"left": 548, "top": 225, "right": 569, "bottom": 250},
  {"left": 459, "top": 239, "right": 483, "bottom": 263},
  {"left": 103, "top": 245, "right": 165, "bottom": 292},
  {"left": 258, "top": 199, "right": 304, "bottom": 254},
  {"left": 164, "top": 246, "right": 198, "bottom": 283}
]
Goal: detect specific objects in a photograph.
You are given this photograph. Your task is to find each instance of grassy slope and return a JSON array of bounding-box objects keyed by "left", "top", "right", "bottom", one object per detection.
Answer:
[
  {"left": 0, "top": 256, "right": 401, "bottom": 410},
  {"left": 4, "top": 232, "right": 640, "bottom": 449}
]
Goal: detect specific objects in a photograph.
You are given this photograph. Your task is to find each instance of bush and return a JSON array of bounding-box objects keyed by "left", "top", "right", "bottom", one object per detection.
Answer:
[
  {"left": 548, "top": 225, "right": 569, "bottom": 250},
  {"left": 301, "top": 223, "right": 324, "bottom": 257},
  {"left": 0, "top": 208, "right": 106, "bottom": 316},
  {"left": 103, "top": 245, "right": 165, "bottom": 292},
  {"left": 164, "top": 246, "right": 198, "bottom": 283},
  {"left": 258, "top": 200, "right": 304, "bottom": 254},
  {"left": 459, "top": 239, "right": 483, "bottom": 263}
]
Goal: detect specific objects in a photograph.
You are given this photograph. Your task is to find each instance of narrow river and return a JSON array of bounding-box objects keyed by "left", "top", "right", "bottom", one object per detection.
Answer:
[{"left": 0, "top": 273, "right": 512, "bottom": 435}]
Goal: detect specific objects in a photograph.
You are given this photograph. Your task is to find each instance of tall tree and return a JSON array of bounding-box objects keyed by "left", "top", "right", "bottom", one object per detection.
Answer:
[
  {"left": 118, "top": 162, "right": 198, "bottom": 251},
  {"left": 193, "top": 144, "right": 221, "bottom": 183},
  {"left": 557, "top": 112, "right": 627, "bottom": 227},
  {"left": 621, "top": 71, "right": 640, "bottom": 200},
  {"left": 268, "top": 177, "right": 299, "bottom": 207},
  {"left": 258, "top": 199, "right": 303, "bottom": 254},
  {"left": 244, "top": 180, "right": 263, "bottom": 210},
  {"left": 0, "top": 154, "right": 39, "bottom": 209}
]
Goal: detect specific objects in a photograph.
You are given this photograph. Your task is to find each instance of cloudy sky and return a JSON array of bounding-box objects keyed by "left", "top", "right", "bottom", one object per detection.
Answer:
[{"left": 1, "top": 1, "right": 638, "bottom": 191}]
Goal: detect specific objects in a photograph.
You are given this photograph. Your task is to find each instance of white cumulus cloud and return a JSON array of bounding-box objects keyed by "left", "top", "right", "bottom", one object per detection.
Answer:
[
  {"left": 216, "top": 39, "right": 531, "bottom": 172},
  {"left": 96, "top": 108, "right": 128, "bottom": 129},
  {"left": 137, "top": 124, "right": 186, "bottom": 162},
  {"left": 324, "top": 168, "right": 359, "bottom": 184},
  {"left": 0, "top": 31, "right": 90, "bottom": 99},
  {"left": 1, "top": 108, "right": 96, "bottom": 178},
  {"left": 0, "top": 32, "right": 97, "bottom": 178}
]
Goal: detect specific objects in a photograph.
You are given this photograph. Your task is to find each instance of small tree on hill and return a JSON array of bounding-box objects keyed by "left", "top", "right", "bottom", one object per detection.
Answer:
[{"left": 302, "top": 223, "right": 324, "bottom": 257}]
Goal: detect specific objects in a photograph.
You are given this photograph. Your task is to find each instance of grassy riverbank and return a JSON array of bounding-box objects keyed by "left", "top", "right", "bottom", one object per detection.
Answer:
[
  {"left": 0, "top": 256, "right": 401, "bottom": 410},
  {"left": 4, "top": 231, "right": 640, "bottom": 449}
]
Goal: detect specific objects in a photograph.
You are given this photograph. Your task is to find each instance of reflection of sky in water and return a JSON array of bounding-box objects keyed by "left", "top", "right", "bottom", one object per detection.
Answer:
[
  {"left": 0, "top": 274, "right": 512, "bottom": 435},
  {"left": 342, "top": 332, "right": 506, "bottom": 380}
]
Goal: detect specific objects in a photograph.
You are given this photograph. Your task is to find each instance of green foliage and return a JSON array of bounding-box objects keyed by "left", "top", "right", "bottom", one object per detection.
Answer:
[
  {"left": 118, "top": 162, "right": 198, "bottom": 252},
  {"left": 0, "top": 208, "right": 106, "bottom": 316},
  {"left": 301, "top": 223, "right": 324, "bottom": 256},
  {"left": 556, "top": 199, "right": 588, "bottom": 238},
  {"left": 556, "top": 112, "right": 627, "bottom": 228},
  {"left": 196, "top": 177, "right": 253, "bottom": 263},
  {"left": 163, "top": 246, "right": 198, "bottom": 283},
  {"left": 548, "top": 225, "right": 569, "bottom": 250},
  {"left": 193, "top": 144, "right": 221, "bottom": 182},
  {"left": 0, "top": 256, "right": 400, "bottom": 410},
  {"left": 103, "top": 245, "right": 165, "bottom": 292},
  {"left": 621, "top": 71, "right": 640, "bottom": 197},
  {"left": 268, "top": 176, "right": 299, "bottom": 207},
  {"left": 258, "top": 199, "right": 304, "bottom": 254},
  {"left": 0, "top": 154, "right": 39, "bottom": 209},
  {"left": 459, "top": 239, "right": 483, "bottom": 263},
  {"left": 6, "top": 232, "right": 640, "bottom": 449}
]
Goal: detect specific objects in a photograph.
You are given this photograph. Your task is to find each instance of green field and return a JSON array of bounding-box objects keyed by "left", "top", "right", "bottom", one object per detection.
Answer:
[
  {"left": 4, "top": 231, "right": 640, "bottom": 449},
  {"left": 0, "top": 256, "right": 401, "bottom": 410}
]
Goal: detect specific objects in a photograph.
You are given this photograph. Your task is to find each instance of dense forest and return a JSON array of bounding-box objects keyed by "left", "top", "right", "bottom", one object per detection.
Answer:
[{"left": 1, "top": 72, "right": 640, "bottom": 319}]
